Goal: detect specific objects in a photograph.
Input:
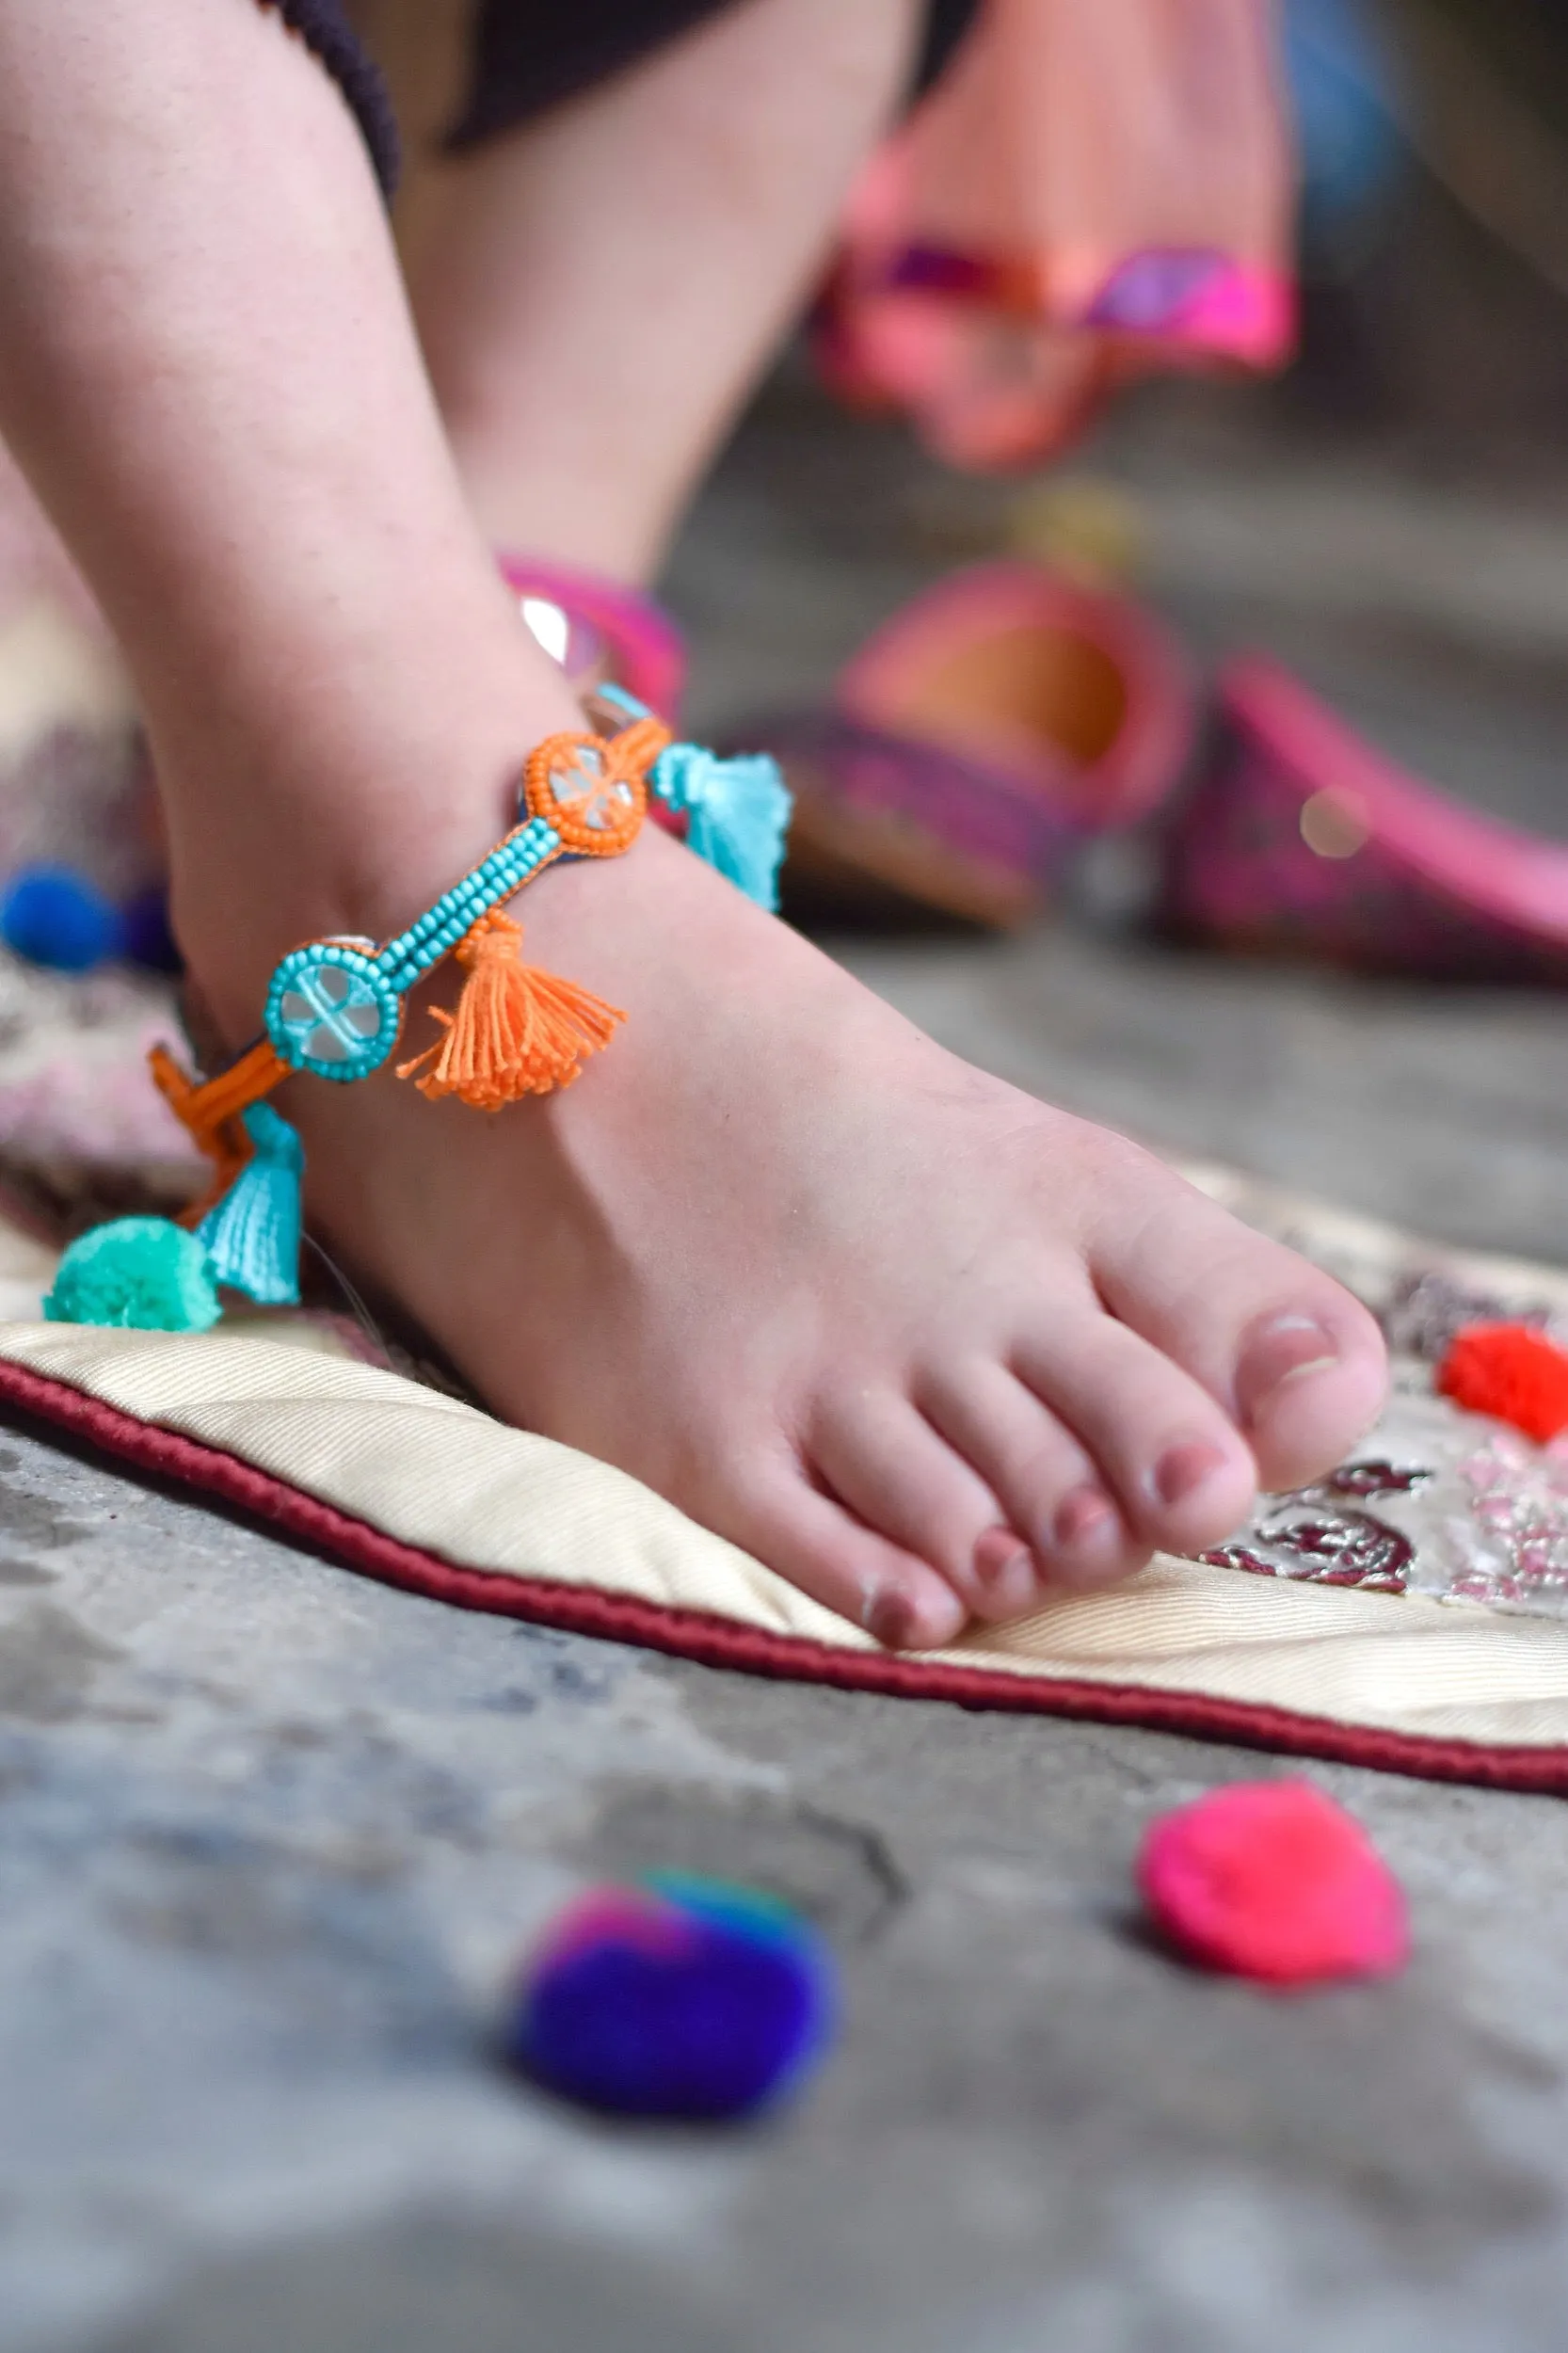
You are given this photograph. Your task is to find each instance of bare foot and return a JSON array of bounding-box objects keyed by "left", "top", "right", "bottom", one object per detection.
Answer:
[{"left": 188, "top": 788, "right": 1387, "bottom": 1651}]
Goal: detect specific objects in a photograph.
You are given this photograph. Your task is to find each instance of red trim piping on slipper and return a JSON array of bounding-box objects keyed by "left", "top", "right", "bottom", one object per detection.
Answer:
[{"left": 4, "top": 1352, "right": 1567, "bottom": 1794}]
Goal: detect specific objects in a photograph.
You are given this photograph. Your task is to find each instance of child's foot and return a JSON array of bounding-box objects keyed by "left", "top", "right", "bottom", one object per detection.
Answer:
[
  {"left": 184, "top": 749, "right": 1386, "bottom": 1650},
  {"left": 0, "top": 0, "right": 1384, "bottom": 1649}
]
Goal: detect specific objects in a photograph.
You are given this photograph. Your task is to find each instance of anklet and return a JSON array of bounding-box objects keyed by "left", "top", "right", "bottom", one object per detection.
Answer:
[{"left": 44, "top": 708, "right": 794, "bottom": 1331}]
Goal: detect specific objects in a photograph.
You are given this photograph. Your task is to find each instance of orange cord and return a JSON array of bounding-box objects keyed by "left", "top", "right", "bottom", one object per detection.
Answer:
[{"left": 150, "top": 1037, "right": 290, "bottom": 1225}]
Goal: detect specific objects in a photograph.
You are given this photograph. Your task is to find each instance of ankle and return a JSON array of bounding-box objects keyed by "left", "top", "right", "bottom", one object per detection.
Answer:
[{"left": 154, "top": 592, "right": 585, "bottom": 1048}]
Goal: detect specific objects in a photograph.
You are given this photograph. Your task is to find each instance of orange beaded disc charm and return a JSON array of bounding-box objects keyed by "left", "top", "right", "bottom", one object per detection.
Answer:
[{"left": 524, "top": 729, "right": 651, "bottom": 857}]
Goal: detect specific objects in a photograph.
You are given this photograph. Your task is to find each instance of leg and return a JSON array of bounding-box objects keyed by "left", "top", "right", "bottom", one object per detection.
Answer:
[
  {"left": 0, "top": 0, "right": 1386, "bottom": 1650},
  {"left": 401, "top": 0, "right": 922, "bottom": 581},
  {"left": 0, "top": 0, "right": 582, "bottom": 993}
]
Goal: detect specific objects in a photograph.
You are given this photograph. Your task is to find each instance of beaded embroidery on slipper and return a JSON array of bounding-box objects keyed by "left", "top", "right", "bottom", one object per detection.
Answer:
[{"left": 46, "top": 707, "right": 794, "bottom": 1331}]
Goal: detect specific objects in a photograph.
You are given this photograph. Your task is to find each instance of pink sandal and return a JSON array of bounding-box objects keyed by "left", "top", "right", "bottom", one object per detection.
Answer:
[
  {"left": 746, "top": 561, "right": 1193, "bottom": 927},
  {"left": 499, "top": 554, "right": 686, "bottom": 725},
  {"left": 1160, "top": 657, "right": 1568, "bottom": 984}
]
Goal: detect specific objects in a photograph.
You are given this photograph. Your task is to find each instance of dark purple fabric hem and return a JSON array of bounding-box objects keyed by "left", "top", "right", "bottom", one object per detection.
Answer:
[{"left": 257, "top": 1, "right": 399, "bottom": 193}]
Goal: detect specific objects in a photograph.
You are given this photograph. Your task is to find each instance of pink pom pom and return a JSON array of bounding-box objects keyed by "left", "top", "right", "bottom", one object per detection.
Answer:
[{"left": 1138, "top": 1780, "right": 1409, "bottom": 1989}]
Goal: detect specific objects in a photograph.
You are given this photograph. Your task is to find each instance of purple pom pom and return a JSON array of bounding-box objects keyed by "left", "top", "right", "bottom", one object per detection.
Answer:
[
  {"left": 119, "top": 882, "right": 182, "bottom": 974},
  {"left": 504, "top": 1875, "right": 835, "bottom": 2121}
]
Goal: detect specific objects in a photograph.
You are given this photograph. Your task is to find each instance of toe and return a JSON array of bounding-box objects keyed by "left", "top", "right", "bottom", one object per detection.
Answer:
[
  {"left": 740, "top": 1464, "right": 970, "bottom": 1650},
  {"left": 808, "top": 1388, "right": 1036, "bottom": 1625},
  {"left": 1087, "top": 1158, "right": 1388, "bottom": 1491},
  {"left": 1231, "top": 1299, "right": 1388, "bottom": 1488},
  {"left": 1012, "top": 1301, "right": 1259, "bottom": 1557},
  {"left": 916, "top": 1356, "right": 1147, "bottom": 1592}
]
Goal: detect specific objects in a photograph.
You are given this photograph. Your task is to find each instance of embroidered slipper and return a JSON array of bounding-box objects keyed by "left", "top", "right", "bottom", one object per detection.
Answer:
[
  {"left": 8, "top": 1162, "right": 1568, "bottom": 1793},
  {"left": 746, "top": 562, "right": 1193, "bottom": 928},
  {"left": 499, "top": 554, "right": 686, "bottom": 725},
  {"left": 1159, "top": 656, "right": 1568, "bottom": 984}
]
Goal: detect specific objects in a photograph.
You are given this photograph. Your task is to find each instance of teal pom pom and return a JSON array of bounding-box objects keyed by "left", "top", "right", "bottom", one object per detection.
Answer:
[
  {"left": 652, "top": 744, "right": 792, "bottom": 911},
  {"left": 44, "top": 1217, "right": 220, "bottom": 1333},
  {"left": 196, "top": 1102, "right": 303, "bottom": 1305}
]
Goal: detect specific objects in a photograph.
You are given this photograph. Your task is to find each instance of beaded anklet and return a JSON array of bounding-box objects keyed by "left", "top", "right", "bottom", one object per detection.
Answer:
[{"left": 43, "top": 708, "right": 792, "bottom": 1333}]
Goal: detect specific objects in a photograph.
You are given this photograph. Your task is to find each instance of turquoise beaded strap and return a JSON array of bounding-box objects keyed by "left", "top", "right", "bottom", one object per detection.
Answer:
[
  {"left": 264, "top": 815, "right": 562, "bottom": 1082},
  {"left": 377, "top": 815, "right": 562, "bottom": 990}
]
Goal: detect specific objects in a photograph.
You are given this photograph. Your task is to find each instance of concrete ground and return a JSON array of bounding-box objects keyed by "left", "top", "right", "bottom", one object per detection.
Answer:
[{"left": 5, "top": 373, "right": 1568, "bottom": 2352}]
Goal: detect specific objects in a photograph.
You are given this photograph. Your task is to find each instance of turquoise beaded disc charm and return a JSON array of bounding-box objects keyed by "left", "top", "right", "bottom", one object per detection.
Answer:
[{"left": 264, "top": 941, "right": 402, "bottom": 1081}]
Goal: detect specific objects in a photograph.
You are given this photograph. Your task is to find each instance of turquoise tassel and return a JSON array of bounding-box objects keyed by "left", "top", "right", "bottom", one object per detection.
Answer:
[
  {"left": 196, "top": 1101, "right": 304, "bottom": 1306},
  {"left": 651, "top": 744, "right": 793, "bottom": 912},
  {"left": 594, "top": 687, "right": 793, "bottom": 910}
]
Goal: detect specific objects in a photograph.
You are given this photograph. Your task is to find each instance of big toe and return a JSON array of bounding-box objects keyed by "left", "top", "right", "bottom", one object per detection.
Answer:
[
  {"left": 1229, "top": 1296, "right": 1388, "bottom": 1488},
  {"left": 1091, "top": 1151, "right": 1388, "bottom": 1493}
]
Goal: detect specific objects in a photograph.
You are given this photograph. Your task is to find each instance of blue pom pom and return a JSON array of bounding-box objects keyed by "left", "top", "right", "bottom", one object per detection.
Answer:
[
  {"left": 0, "top": 865, "right": 124, "bottom": 973},
  {"left": 504, "top": 1875, "right": 835, "bottom": 2121}
]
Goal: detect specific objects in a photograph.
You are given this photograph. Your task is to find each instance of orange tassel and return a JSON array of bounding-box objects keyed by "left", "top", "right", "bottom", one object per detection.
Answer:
[{"left": 395, "top": 909, "right": 626, "bottom": 1108}]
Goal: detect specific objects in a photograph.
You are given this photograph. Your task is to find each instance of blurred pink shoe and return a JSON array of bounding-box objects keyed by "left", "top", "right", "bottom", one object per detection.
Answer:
[
  {"left": 498, "top": 553, "right": 686, "bottom": 724},
  {"left": 1160, "top": 657, "right": 1568, "bottom": 984},
  {"left": 748, "top": 561, "right": 1193, "bottom": 927}
]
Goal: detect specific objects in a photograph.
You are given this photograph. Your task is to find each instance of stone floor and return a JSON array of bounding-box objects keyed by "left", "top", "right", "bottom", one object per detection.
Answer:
[{"left": 5, "top": 376, "right": 1568, "bottom": 2352}]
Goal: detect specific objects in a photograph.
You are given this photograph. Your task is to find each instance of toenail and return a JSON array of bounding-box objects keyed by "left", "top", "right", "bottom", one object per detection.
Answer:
[
  {"left": 1054, "top": 1485, "right": 1118, "bottom": 1553},
  {"left": 969, "top": 1526, "right": 1038, "bottom": 1615},
  {"left": 1236, "top": 1314, "right": 1339, "bottom": 1426},
  {"left": 1153, "top": 1441, "right": 1228, "bottom": 1509},
  {"left": 973, "top": 1525, "right": 1032, "bottom": 1592},
  {"left": 864, "top": 1585, "right": 915, "bottom": 1650}
]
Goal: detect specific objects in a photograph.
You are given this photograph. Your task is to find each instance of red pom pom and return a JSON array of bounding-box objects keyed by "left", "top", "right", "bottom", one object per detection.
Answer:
[
  {"left": 1437, "top": 1321, "right": 1568, "bottom": 1445},
  {"left": 1138, "top": 1781, "right": 1409, "bottom": 1989}
]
